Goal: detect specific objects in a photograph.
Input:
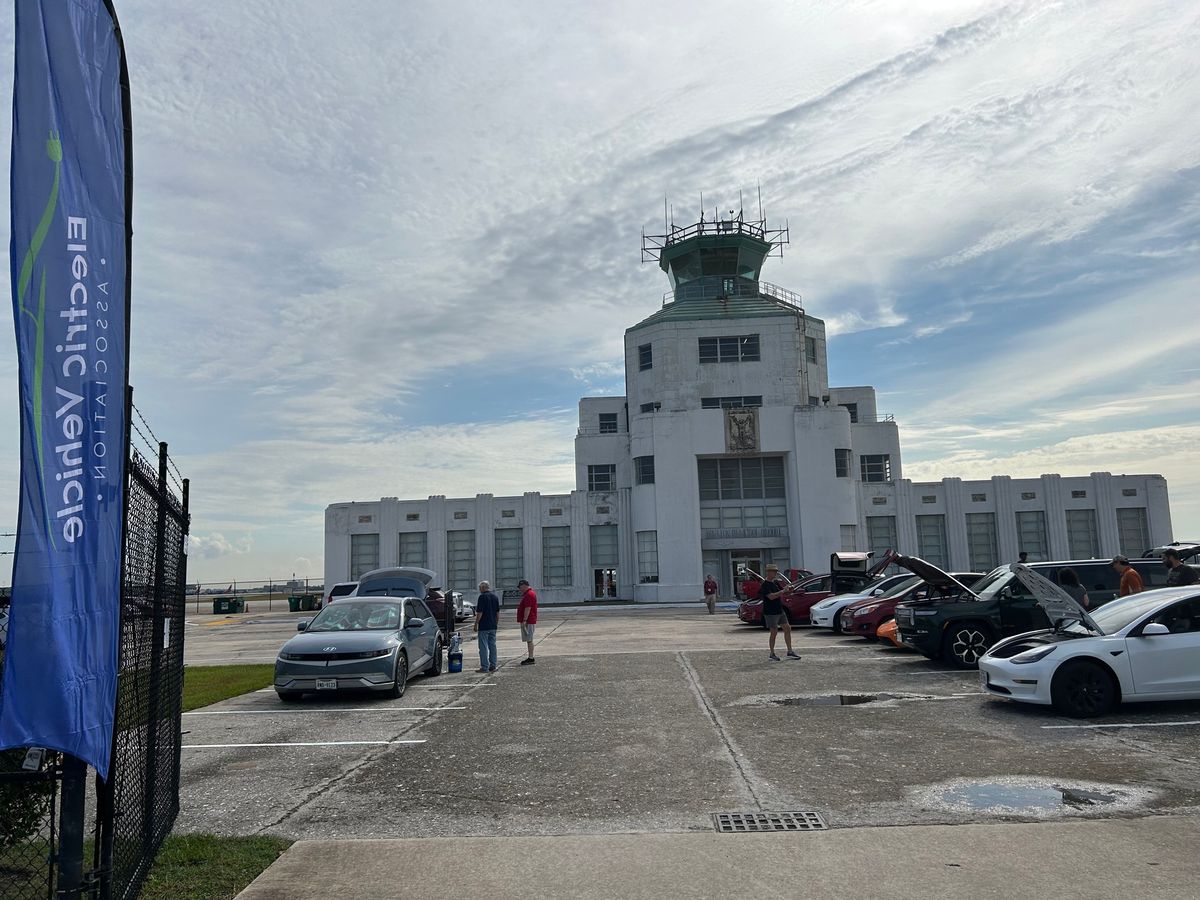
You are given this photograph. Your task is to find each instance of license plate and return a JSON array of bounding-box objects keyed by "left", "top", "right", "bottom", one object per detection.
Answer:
[{"left": 316, "top": 678, "right": 337, "bottom": 690}]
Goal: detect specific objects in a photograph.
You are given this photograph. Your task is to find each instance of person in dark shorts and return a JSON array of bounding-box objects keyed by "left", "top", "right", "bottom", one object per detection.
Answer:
[
  {"left": 1163, "top": 549, "right": 1199, "bottom": 587},
  {"left": 760, "top": 563, "right": 799, "bottom": 662}
]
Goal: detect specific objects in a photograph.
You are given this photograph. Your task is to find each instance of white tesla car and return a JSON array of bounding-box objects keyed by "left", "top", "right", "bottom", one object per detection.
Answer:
[
  {"left": 808, "top": 573, "right": 917, "bottom": 631},
  {"left": 980, "top": 564, "right": 1200, "bottom": 718}
]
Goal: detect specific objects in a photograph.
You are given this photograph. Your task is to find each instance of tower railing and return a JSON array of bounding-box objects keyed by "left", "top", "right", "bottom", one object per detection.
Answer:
[{"left": 661, "top": 279, "right": 803, "bottom": 310}]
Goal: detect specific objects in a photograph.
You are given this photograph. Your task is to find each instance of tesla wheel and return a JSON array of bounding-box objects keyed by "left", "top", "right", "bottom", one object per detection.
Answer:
[
  {"left": 830, "top": 616, "right": 843, "bottom": 635},
  {"left": 1051, "top": 660, "right": 1117, "bottom": 718},
  {"left": 388, "top": 652, "right": 409, "bottom": 699},
  {"left": 276, "top": 691, "right": 302, "bottom": 703},
  {"left": 424, "top": 639, "right": 443, "bottom": 677},
  {"left": 943, "top": 622, "right": 993, "bottom": 669}
]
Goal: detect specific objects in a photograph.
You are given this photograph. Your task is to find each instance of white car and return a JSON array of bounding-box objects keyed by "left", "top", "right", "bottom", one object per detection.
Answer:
[
  {"left": 808, "top": 573, "right": 918, "bottom": 631},
  {"left": 980, "top": 564, "right": 1200, "bottom": 718}
]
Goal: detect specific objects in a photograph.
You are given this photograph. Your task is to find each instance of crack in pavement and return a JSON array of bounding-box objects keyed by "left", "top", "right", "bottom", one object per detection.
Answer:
[{"left": 677, "top": 651, "right": 763, "bottom": 810}]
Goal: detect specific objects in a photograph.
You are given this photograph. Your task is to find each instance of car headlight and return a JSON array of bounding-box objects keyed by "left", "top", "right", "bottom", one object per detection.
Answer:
[
  {"left": 853, "top": 605, "right": 879, "bottom": 617},
  {"left": 1010, "top": 645, "right": 1056, "bottom": 665},
  {"left": 913, "top": 609, "right": 939, "bottom": 617},
  {"left": 279, "top": 652, "right": 300, "bottom": 661}
]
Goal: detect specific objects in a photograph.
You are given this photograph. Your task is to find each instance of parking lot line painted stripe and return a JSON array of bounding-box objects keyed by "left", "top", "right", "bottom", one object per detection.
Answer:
[
  {"left": 183, "top": 739, "right": 426, "bottom": 748},
  {"left": 182, "top": 707, "right": 464, "bottom": 715},
  {"left": 1041, "top": 720, "right": 1200, "bottom": 730},
  {"left": 426, "top": 684, "right": 495, "bottom": 688}
]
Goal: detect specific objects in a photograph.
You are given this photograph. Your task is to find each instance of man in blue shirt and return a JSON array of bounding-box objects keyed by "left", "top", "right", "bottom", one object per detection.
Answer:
[{"left": 473, "top": 580, "right": 502, "bottom": 673}]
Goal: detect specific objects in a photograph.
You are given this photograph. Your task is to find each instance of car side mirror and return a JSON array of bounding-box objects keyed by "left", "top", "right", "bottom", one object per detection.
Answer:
[
  {"left": 297, "top": 619, "right": 310, "bottom": 632},
  {"left": 404, "top": 618, "right": 425, "bottom": 630},
  {"left": 1141, "top": 622, "right": 1170, "bottom": 636}
]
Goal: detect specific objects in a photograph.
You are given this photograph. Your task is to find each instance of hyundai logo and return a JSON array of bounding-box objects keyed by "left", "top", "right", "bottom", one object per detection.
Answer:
[{"left": 323, "top": 646, "right": 337, "bottom": 652}]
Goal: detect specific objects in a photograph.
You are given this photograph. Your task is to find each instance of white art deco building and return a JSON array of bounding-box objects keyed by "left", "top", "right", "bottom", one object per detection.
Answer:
[{"left": 325, "top": 215, "right": 1173, "bottom": 602}]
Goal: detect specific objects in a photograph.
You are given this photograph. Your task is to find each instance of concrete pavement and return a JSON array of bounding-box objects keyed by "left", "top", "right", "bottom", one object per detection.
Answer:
[{"left": 238, "top": 815, "right": 1200, "bottom": 899}]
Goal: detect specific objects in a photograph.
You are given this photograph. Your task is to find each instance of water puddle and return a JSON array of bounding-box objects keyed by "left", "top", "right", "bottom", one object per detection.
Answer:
[{"left": 912, "top": 777, "right": 1150, "bottom": 818}]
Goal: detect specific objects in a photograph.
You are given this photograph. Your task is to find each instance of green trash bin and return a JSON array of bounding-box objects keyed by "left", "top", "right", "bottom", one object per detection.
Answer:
[
  {"left": 231, "top": 598, "right": 246, "bottom": 613},
  {"left": 287, "top": 596, "right": 302, "bottom": 612},
  {"left": 300, "top": 596, "right": 316, "bottom": 612},
  {"left": 212, "top": 599, "right": 228, "bottom": 614}
]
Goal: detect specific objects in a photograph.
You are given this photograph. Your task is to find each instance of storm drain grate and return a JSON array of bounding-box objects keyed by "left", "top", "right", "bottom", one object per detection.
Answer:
[{"left": 712, "top": 811, "right": 828, "bottom": 833}]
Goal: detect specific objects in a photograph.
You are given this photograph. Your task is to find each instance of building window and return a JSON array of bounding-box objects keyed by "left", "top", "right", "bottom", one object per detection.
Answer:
[
  {"left": 834, "top": 449, "right": 851, "bottom": 478},
  {"left": 808, "top": 395, "right": 820, "bottom": 407},
  {"left": 542, "top": 526, "right": 571, "bottom": 587},
  {"left": 637, "top": 531, "right": 659, "bottom": 583},
  {"left": 966, "top": 513, "right": 998, "bottom": 572},
  {"left": 495, "top": 528, "right": 523, "bottom": 589},
  {"left": 638, "top": 343, "right": 653, "bottom": 371},
  {"left": 399, "top": 531, "right": 428, "bottom": 568},
  {"left": 588, "top": 464, "right": 616, "bottom": 492},
  {"left": 590, "top": 524, "right": 618, "bottom": 567},
  {"left": 1021, "top": 491, "right": 1037, "bottom": 500},
  {"left": 598, "top": 412, "right": 619, "bottom": 434},
  {"left": 548, "top": 508, "right": 563, "bottom": 516},
  {"left": 1116, "top": 508, "right": 1149, "bottom": 558},
  {"left": 805, "top": 336, "right": 818, "bottom": 363},
  {"left": 698, "top": 334, "right": 760, "bottom": 364},
  {"left": 840, "top": 403, "right": 858, "bottom": 424},
  {"left": 840, "top": 524, "right": 857, "bottom": 550},
  {"left": 1066, "top": 509, "right": 1099, "bottom": 559},
  {"left": 915, "top": 515, "right": 948, "bottom": 569},
  {"left": 866, "top": 516, "right": 897, "bottom": 559},
  {"left": 698, "top": 457, "right": 785, "bottom": 501},
  {"left": 357, "top": 515, "right": 373, "bottom": 524},
  {"left": 405, "top": 512, "right": 420, "bottom": 521},
  {"left": 971, "top": 493, "right": 987, "bottom": 502},
  {"left": 501, "top": 509, "right": 516, "bottom": 518},
  {"left": 1016, "top": 511, "right": 1048, "bottom": 562},
  {"left": 350, "top": 533, "right": 380, "bottom": 580},
  {"left": 1071, "top": 490, "right": 1088, "bottom": 499},
  {"left": 635, "top": 456, "right": 655, "bottom": 485},
  {"left": 921, "top": 495, "right": 937, "bottom": 504},
  {"left": 1121, "top": 488, "right": 1138, "bottom": 497},
  {"left": 701, "top": 395, "right": 762, "bottom": 409},
  {"left": 453, "top": 511, "right": 468, "bottom": 520},
  {"left": 640, "top": 402, "right": 656, "bottom": 414},
  {"left": 859, "top": 454, "right": 891, "bottom": 483},
  {"left": 446, "top": 530, "right": 476, "bottom": 588}
]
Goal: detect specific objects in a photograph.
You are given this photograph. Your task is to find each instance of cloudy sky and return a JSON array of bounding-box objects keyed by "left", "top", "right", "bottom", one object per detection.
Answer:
[{"left": 1, "top": 0, "right": 1198, "bottom": 583}]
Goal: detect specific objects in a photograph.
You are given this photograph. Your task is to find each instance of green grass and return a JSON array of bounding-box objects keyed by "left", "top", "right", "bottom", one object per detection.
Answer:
[
  {"left": 182, "top": 664, "right": 275, "bottom": 712},
  {"left": 140, "top": 834, "right": 292, "bottom": 900}
]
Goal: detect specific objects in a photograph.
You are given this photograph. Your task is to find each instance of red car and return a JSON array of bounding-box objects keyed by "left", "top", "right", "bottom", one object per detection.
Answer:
[
  {"left": 738, "top": 552, "right": 891, "bottom": 627},
  {"left": 839, "top": 567, "right": 983, "bottom": 639},
  {"left": 739, "top": 568, "right": 812, "bottom": 601}
]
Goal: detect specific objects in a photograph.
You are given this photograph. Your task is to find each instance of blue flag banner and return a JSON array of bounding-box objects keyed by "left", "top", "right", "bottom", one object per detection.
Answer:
[{"left": 1, "top": 0, "right": 131, "bottom": 778}]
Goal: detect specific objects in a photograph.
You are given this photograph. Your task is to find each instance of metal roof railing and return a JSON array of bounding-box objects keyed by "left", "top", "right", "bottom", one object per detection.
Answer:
[{"left": 661, "top": 279, "right": 803, "bottom": 310}]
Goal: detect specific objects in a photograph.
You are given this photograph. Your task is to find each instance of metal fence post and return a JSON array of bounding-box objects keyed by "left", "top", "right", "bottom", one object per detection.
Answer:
[
  {"left": 57, "top": 755, "right": 87, "bottom": 900},
  {"left": 141, "top": 442, "right": 169, "bottom": 849}
]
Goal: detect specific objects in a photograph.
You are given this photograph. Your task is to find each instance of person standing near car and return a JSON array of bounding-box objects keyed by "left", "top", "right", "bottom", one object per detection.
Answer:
[
  {"left": 516, "top": 579, "right": 538, "bottom": 666},
  {"left": 1111, "top": 556, "right": 1144, "bottom": 596},
  {"left": 474, "top": 580, "right": 501, "bottom": 673},
  {"left": 703, "top": 574, "right": 718, "bottom": 615},
  {"left": 1163, "top": 549, "right": 1199, "bottom": 587},
  {"left": 1056, "top": 568, "right": 1090, "bottom": 609},
  {"left": 760, "top": 564, "right": 799, "bottom": 662}
]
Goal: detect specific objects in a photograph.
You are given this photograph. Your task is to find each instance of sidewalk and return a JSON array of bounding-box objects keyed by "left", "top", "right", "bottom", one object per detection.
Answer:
[{"left": 238, "top": 815, "right": 1199, "bottom": 899}]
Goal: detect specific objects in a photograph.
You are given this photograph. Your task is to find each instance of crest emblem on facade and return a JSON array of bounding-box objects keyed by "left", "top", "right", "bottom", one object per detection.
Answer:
[{"left": 725, "top": 408, "right": 760, "bottom": 454}]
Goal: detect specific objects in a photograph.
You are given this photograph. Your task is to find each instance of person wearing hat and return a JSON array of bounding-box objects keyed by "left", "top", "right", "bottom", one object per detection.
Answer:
[
  {"left": 1111, "top": 556, "right": 1144, "bottom": 597},
  {"left": 516, "top": 579, "right": 538, "bottom": 665},
  {"left": 760, "top": 564, "right": 799, "bottom": 662}
]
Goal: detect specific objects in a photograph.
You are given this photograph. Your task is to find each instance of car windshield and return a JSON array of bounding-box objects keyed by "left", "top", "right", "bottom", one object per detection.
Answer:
[
  {"left": 968, "top": 566, "right": 1011, "bottom": 601},
  {"left": 306, "top": 601, "right": 402, "bottom": 632},
  {"left": 355, "top": 575, "right": 424, "bottom": 598},
  {"left": 1061, "top": 592, "right": 1174, "bottom": 636},
  {"left": 879, "top": 576, "right": 921, "bottom": 599},
  {"left": 330, "top": 584, "right": 357, "bottom": 598}
]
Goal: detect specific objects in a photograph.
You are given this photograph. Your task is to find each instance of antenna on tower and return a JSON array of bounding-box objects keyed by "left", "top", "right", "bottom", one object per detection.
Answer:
[
  {"left": 739, "top": 189, "right": 744, "bottom": 219},
  {"left": 664, "top": 196, "right": 668, "bottom": 236},
  {"left": 699, "top": 192, "right": 704, "bottom": 223},
  {"left": 758, "top": 183, "right": 764, "bottom": 223}
]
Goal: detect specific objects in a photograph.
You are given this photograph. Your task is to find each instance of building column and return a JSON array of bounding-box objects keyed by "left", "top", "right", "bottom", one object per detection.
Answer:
[
  {"left": 992, "top": 476, "right": 1017, "bottom": 563},
  {"left": 1145, "top": 476, "right": 1174, "bottom": 547},
  {"left": 571, "top": 490, "right": 590, "bottom": 601},
  {"left": 1090, "top": 473, "right": 1120, "bottom": 557},
  {"left": 943, "top": 478, "right": 968, "bottom": 569},
  {"left": 895, "top": 479, "right": 917, "bottom": 556},
  {"left": 475, "top": 494, "right": 495, "bottom": 587},
  {"left": 618, "top": 487, "right": 635, "bottom": 599},
  {"left": 1041, "top": 475, "right": 1068, "bottom": 559},
  {"left": 428, "top": 496, "right": 448, "bottom": 578},
  {"left": 379, "top": 498, "right": 401, "bottom": 567},
  {"left": 523, "top": 492, "right": 542, "bottom": 589}
]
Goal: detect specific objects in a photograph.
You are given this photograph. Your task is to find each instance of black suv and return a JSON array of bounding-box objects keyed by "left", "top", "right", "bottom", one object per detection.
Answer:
[{"left": 895, "top": 557, "right": 1176, "bottom": 668}]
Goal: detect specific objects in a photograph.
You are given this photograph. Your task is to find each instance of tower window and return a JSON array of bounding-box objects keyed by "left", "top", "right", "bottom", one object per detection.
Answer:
[
  {"left": 840, "top": 402, "right": 859, "bottom": 424},
  {"left": 598, "top": 412, "right": 618, "bottom": 434},
  {"left": 860, "top": 454, "right": 891, "bottom": 483},
  {"left": 638, "top": 343, "right": 653, "bottom": 371},
  {"left": 698, "top": 334, "right": 759, "bottom": 363},
  {"left": 588, "top": 464, "right": 616, "bottom": 492},
  {"left": 635, "top": 456, "right": 655, "bottom": 485},
  {"left": 701, "top": 395, "right": 762, "bottom": 409},
  {"left": 805, "top": 336, "right": 818, "bottom": 363},
  {"left": 834, "top": 449, "right": 851, "bottom": 478}
]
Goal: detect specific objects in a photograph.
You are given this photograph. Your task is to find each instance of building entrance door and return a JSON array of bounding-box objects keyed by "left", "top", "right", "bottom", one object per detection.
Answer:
[
  {"left": 730, "top": 550, "right": 764, "bottom": 599},
  {"left": 593, "top": 568, "right": 617, "bottom": 599}
]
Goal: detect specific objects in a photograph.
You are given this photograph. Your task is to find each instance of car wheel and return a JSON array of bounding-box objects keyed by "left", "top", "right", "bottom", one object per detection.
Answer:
[
  {"left": 388, "top": 652, "right": 409, "bottom": 699},
  {"left": 276, "top": 691, "right": 302, "bottom": 703},
  {"left": 942, "top": 622, "right": 994, "bottom": 669},
  {"left": 424, "top": 638, "right": 443, "bottom": 677},
  {"left": 830, "top": 615, "right": 843, "bottom": 635},
  {"left": 1051, "top": 660, "right": 1117, "bottom": 718}
]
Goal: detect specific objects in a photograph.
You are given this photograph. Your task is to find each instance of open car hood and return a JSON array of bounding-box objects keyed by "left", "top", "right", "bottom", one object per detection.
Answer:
[
  {"left": 1009, "top": 563, "right": 1102, "bottom": 634},
  {"left": 891, "top": 554, "right": 978, "bottom": 595}
]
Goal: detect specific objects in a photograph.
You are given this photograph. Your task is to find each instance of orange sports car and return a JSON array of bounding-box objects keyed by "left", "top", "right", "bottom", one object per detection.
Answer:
[{"left": 876, "top": 618, "right": 906, "bottom": 648}]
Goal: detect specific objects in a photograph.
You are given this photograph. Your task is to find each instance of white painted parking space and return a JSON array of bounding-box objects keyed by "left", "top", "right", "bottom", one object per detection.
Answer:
[
  {"left": 1042, "top": 719, "right": 1200, "bottom": 730},
  {"left": 182, "top": 706, "right": 465, "bottom": 715},
  {"left": 183, "top": 739, "right": 427, "bottom": 749}
]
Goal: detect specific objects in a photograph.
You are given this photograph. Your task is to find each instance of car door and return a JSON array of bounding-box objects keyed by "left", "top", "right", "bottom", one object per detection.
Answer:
[
  {"left": 1125, "top": 598, "right": 1200, "bottom": 696},
  {"left": 402, "top": 601, "right": 430, "bottom": 671},
  {"left": 412, "top": 598, "right": 439, "bottom": 662},
  {"left": 997, "top": 581, "right": 1045, "bottom": 635}
]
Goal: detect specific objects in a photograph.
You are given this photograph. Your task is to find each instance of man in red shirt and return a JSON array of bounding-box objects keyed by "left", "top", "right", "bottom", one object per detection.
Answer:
[
  {"left": 516, "top": 579, "right": 538, "bottom": 666},
  {"left": 1112, "top": 556, "right": 1144, "bottom": 596}
]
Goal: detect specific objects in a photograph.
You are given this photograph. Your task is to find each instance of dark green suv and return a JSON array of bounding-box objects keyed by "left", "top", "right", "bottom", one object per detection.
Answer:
[{"left": 895, "top": 557, "right": 1175, "bottom": 668}]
